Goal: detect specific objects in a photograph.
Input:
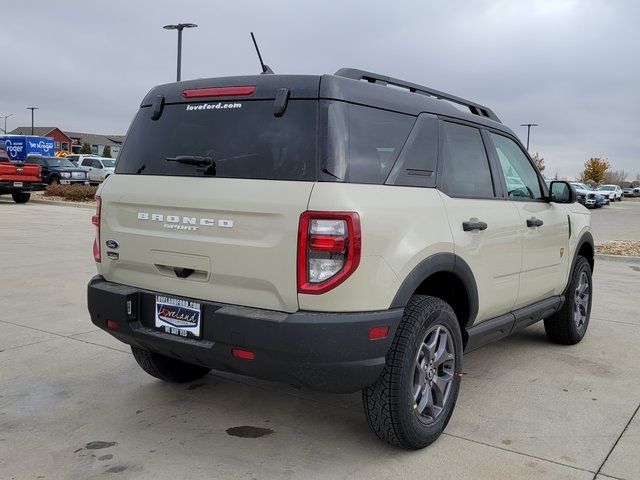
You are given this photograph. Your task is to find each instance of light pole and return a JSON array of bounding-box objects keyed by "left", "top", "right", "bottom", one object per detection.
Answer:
[
  {"left": 520, "top": 123, "right": 538, "bottom": 151},
  {"left": 1, "top": 113, "right": 13, "bottom": 134},
  {"left": 27, "top": 107, "right": 39, "bottom": 135},
  {"left": 163, "top": 23, "right": 198, "bottom": 81}
]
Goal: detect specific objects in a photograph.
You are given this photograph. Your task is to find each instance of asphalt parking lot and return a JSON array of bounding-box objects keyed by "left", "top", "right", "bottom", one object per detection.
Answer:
[{"left": 1, "top": 199, "right": 639, "bottom": 480}]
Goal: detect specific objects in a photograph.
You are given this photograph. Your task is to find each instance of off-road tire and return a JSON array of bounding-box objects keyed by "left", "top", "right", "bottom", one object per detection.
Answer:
[
  {"left": 131, "top": 346, "right": 211, "bottom": 383},
  {"left": 11, "top": 192, "right": 30, "bottom": 203},
  {"left": 544, "top": 256, "right": 592, "bottom": 345},
  {"left": 362, "top": 295, "right": 463, "bottom": 449}
]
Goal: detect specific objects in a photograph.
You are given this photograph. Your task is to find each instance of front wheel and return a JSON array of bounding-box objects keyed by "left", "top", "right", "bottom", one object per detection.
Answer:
[
  {"left": 12, "top": 192, "right": 30, "bottom": 203},
  {"left": 131, "top": 346, "right": 211, "bottom": 383},
  {"left": 362, "top": 295, "right": 463, "bottom": 449},
  {"left": 544, "top": 256, "right": 592, "bottom": 345}
]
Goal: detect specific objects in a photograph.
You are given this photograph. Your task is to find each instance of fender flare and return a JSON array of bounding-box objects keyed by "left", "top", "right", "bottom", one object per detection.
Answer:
[
  {"left": 389, "top": 252, "right": 479, "bottom": 327},
  {"left": 565, "top": 231, "right": 594, "bottom": 291}
]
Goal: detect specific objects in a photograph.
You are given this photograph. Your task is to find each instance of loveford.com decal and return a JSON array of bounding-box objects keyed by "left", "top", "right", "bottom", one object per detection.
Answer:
[{"left": 186, "top": 102, "right": 242, "bottom": 111}]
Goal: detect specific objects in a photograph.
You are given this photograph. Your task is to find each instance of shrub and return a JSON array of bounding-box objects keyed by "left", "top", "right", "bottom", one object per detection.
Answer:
[{"left": 44, "top": 184, "right": 98, "bottom": 202}]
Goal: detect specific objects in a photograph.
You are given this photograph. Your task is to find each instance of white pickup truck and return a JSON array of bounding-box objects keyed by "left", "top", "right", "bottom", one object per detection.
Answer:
[{"left": 78, "top": 156, "right": 116, "bottom": 185}]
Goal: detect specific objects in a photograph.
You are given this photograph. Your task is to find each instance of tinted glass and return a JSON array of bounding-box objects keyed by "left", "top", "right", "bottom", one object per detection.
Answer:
[
  {"left": 116, "top": 100, "right": 317, "bottom": 180},
  {"left": 348, "top": 104, "right": 414, "bottom": 183},
  {"left": 441, "top": 122, "right": 494, "bottom": 198},
  {"left": 386, "top": 114, "right": 438, "bottom": 188},
  {"left": 490, "top": 133, "right": 542, "bottom": 200},
  {"left": 321, "top": 101, "right": 415, "bottom": 184}
]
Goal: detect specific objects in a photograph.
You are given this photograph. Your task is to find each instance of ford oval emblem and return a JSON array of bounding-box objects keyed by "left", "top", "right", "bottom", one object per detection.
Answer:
[{"left": 105, "top": 239, "right": 119, "bottom": 249}]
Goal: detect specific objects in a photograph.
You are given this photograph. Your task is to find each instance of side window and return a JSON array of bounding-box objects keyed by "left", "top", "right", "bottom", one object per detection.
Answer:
[
  {"left": 490, "top": 133, "right": 542, "bottom": 200},
  {"left": 347, "top": 104, "right": 415, "bottom": 184},
  {"left": 82, "top": 159, "right": 92, "bottom": 166},
  {"left": 386, "top": 114, "right": 438, "bottom": 188},
  {"left": 441, "top": 122, "right": 495, "bottom": 198},
  {"left": 92, "top": 159, "right": 102, "bottom": 168}
]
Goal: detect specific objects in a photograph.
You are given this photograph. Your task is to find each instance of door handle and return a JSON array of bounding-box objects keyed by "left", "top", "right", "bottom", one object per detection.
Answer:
[
  {"left": 462, "top": 220, "right": 488, "bottom": 231},
  {"left": 527, "top": 217, "right": 544, "bottom": 228}
]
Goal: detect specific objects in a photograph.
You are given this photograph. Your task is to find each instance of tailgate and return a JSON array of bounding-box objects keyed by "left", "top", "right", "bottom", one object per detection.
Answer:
[
  {"left": 98, "top": 175, "right": 313, "bottom": 313},
  {"left": 0, "top": 163, "right": 41, "bottom": 182}
]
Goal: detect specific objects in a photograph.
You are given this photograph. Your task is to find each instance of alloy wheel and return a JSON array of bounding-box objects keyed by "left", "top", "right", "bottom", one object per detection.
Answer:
[
  {"left": 574, "top": 271, "right": 590, "bottom": 331},
  {"left": 412, "top": 325, "right": 455, "bottom": 424}
]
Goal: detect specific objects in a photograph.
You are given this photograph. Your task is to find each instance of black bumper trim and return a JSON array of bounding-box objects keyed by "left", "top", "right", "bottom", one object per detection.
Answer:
[{"left": 87, "top": 276, "right": 403, "bottom": 393}]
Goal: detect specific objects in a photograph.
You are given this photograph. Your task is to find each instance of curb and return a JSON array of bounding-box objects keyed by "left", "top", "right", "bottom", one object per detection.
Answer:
[
  {"left": 595, "top": 253, "right": 640, "bottom": 265},
  {"left": 29, "top": 198, "right": 96, "bottom": 210}
]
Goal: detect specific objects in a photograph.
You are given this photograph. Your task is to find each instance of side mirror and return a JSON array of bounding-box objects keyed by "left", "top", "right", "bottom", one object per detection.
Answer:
[{"left": 549, "top": 181, "right": 576, "bottom": 204}]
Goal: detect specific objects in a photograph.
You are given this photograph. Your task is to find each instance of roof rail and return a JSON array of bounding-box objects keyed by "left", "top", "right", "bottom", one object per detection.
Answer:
[{"left": 334, "top": 68, "right": 501, "bottom": 123}]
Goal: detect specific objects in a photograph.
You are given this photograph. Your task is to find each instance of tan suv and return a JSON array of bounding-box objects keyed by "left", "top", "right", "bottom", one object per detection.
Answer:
[{"left": 87, "top": 68, "right": 594, "bottom": 449}]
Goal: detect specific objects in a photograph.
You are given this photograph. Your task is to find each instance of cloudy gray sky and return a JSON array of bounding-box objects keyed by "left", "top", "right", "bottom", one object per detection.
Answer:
[{"left": 1, "top": 0, "right": 638, "bottom": 178}]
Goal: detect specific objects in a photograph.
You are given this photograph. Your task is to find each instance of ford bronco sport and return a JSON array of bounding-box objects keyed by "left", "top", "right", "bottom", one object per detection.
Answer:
[{"left": 87, "top": 68, "right": 593, "bottom": 449}]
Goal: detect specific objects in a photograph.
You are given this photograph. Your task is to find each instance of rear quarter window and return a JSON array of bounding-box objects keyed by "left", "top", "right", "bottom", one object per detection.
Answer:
[{"left": 321, "top": 101, "right": 415, "bottom": 184}]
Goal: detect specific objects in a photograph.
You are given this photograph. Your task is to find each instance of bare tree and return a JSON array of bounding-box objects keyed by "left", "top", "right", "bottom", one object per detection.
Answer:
[
  {"left": 531, "top": 152, "right": 545, "bottom": 173},
  {"left": 604, "top": 169, "right": 628, "bottom": 184}
]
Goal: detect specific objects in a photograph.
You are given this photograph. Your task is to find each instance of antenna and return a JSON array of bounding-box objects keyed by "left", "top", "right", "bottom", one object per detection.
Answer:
[{"left": 250, "top": 32, "right": 274, "bottom": 74}]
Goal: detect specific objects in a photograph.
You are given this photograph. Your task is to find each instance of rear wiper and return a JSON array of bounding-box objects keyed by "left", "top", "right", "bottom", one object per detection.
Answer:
[{"left": 165, "top": 156, "right": 213, "bottom": 167}]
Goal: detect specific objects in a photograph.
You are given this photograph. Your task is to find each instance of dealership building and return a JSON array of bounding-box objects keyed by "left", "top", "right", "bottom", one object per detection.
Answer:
[{"left": 9, "top": 127, "right": 124, "bottom": 157}]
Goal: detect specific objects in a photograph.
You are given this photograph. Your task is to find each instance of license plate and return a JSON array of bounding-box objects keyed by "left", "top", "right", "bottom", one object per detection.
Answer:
[
  {"left": 155, "top": 295, "right": 201, "bottom": 339},
  {"left": 13, "top": 182, "right": 23, "bottom": 187},
  {"left": 61, "top": 180, "right": 70, "bottom": 185}
]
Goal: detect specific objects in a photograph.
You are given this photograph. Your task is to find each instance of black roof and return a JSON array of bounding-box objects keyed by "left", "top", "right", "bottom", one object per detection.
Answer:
[{"left": 141, "top": 68, "right": 513, "bottom": 136}]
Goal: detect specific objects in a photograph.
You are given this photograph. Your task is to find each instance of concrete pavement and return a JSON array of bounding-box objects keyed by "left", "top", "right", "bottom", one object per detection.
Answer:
[{"left": 1, "top": 199, "right": 639, "bottom": 480}]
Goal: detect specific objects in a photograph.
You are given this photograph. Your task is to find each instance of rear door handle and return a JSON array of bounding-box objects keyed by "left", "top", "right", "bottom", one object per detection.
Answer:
[
  {"left": 462, "top": 220, "right": 488, "bottom": 231},
  {"left": 527, "top": 217, "right": 544, "bottom": 228}
]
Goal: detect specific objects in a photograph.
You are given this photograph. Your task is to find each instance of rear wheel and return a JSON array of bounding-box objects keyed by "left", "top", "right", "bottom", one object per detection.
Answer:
[
  {"left": 362, "top": 295, "right": 463, "bottom": 449},
  {"left": 544, "top": 256, "right": 592, "bottom": 345},
  {"left": 11, "top": 192, "right": 30, "bottom": 203},
  {"left": 131, "top": 346, "right": 211, "bottom": 383}
]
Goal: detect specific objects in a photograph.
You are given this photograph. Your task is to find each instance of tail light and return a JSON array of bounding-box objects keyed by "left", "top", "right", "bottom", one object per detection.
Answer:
[
  {"left": 297, "top": 212, "right": 361, "bottom": 294},
  {"left": 92, "top": 195, "right": 101, "bottom": 262}
]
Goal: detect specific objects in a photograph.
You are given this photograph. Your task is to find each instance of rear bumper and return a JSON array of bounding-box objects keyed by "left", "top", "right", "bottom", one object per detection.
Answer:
[
  {"left": 0, "top": 181, "right": 47, "bottom": 193},
  {"left": 87, "top": 276, "right": 402, "bottom": 393}
]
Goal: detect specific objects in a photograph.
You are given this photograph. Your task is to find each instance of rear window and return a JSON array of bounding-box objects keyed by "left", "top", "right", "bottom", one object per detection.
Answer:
[{"left": 116, "top": 100, "right": 317, "bottom": 181}]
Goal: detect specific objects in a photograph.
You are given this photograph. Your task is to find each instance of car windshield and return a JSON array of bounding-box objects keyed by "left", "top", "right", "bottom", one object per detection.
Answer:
[
  {"left": 596, "top": 185, "right": 614, "bottom": 190},
  {"left": 45, "top": 158, "right": 76, "bottom": 168},
  {"left": 102, "top": 159, "right": 116, "bottom": 168}
]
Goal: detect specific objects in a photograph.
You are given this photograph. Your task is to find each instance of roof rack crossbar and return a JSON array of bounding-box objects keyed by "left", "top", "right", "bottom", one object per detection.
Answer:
[{"left": 334, "top": 68, "right": 501, "bottom": 123}]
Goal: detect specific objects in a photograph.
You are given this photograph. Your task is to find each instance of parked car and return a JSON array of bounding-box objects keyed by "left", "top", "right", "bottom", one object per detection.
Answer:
[
  {"left": 623, "top": 187, "right": 640, "bottom": 197},
  {"left": 596, "top": 184, "right": 622, "bottom": 202},
  {"left": 87, "top": 67, "right": 593, "bottom": 449},
  {"left": 66, "top": 154, "right": 97, "bottom": 166},
  {"left": 594, "top": 193, "right": 607, "bottom": 208},
  {"left": 570, "top": 182, "right": 597, "bottom": 208},
  {"left": 0, "top": 140, "right": 46, "bottom": 203},
  {"left": 25, "top": 155, "right": 89, "bottom": 185},
  {"left": 78, "top": 156, "right": 115, "bottom": 184}
]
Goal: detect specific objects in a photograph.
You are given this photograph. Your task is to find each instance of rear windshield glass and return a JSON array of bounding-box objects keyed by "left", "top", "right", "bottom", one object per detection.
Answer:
[{"left": 116, "top": 100, "right": 317, "bottom": 181}]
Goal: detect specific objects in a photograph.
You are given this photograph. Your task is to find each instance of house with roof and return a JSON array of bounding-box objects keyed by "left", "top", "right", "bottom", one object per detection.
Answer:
[{"left": 9, "top": 127, "right": 124, "bottom": 157}]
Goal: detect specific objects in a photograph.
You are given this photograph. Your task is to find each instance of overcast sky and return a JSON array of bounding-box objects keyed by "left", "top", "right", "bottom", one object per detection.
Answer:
[{"left": 1, "top": 0, "right": 638, "bottom": 177}]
